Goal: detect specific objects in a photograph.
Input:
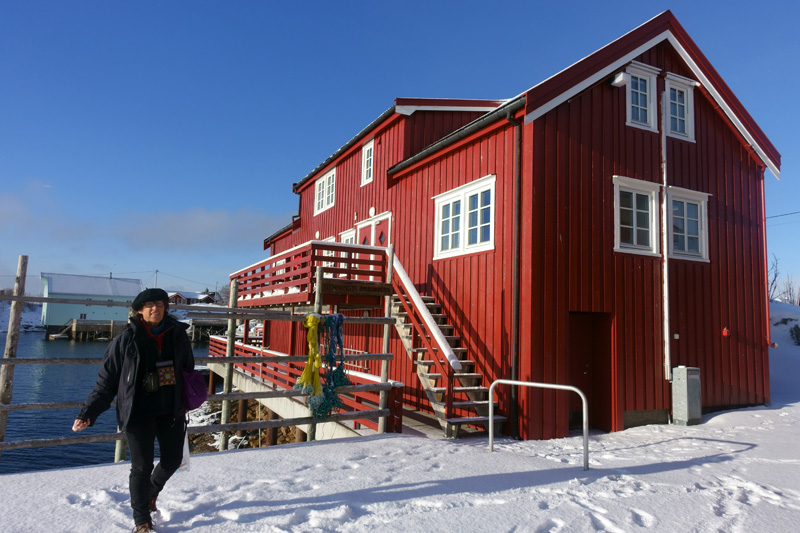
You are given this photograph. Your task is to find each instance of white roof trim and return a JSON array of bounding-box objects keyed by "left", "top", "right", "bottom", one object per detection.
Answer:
[
  {"left": 523, "top": 29, "right": 779, "bottom": 180},
  {"left": 664, "top": 34, "right": 780, "bottom": 180},
  {"left": 524, "top": 31, "right": 672, "bottom": 124},
  {"left": 396, "top": 105, "right": 504, "bottom": 116}
]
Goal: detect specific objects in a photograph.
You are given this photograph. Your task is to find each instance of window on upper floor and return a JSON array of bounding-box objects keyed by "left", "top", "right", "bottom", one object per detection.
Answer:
[
  {"left": 314, "top": 168, "right": 336, "bottom": 215},
  {"left": 361, "top": 139, "right": 374, "bottom": 186},
  {"left": 665, "top": 73, "right": 697, "bottom": 142},
  {"left": 668, "top": 186, "right": 709, "bottom": 261},
  {"left": 433, "top": 174, "right": 495, "bottom": 260},
  {"left": 613, "top": 175, "right": 661, "bottom": 256},
  {"left": 625, "top": 62, "right": 660, "bottom": 133}
]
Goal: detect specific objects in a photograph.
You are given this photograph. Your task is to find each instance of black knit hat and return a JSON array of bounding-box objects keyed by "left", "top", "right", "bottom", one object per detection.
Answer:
[{"left": 131, "top": 288, "right": 169, "bottom": 311}]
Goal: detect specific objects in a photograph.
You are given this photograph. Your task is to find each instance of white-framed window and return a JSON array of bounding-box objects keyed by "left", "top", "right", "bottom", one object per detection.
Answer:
[
  {"left": 625, "top": 62, "right": 660, "bottom": 133},
  {"left": 321, "top": 236, "right": 336, "bottom": 278},
  {"left": 338, "top": 229, "right": 355, "bottom": 276},
  {"left": 433, "top": 174, "right": 495, "bottom": 260},
  {"left": 668, "top": 186, "right": 709, "bottom": 261},
  {"left": 613, "top": 175, "right": 661, "bottom": 256},
  {"left": 340, "top": 229, "right": 355, "bottom": 245},
  {"left": 314, "top": 168, "right": 336, "bottom": 215},
  {"left": 665, "top": 73, "right": 696, "bottom": 142},
  {"left": 361, "top": 139, "right": 374, "bottom": 186}
]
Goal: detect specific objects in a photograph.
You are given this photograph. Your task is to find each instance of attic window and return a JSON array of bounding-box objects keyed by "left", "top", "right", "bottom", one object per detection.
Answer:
[
  {"left": 665, "top": 73, "right": 697, "bottom": 142},
  {"left": 623, "top": 62, "right": 660, "bottom": 133},
  {"left": 361, "top": 139, "right": 374, "bottom": 186},
  {"left": 314, "top": 168, "right": 336, "bottom": 215}
]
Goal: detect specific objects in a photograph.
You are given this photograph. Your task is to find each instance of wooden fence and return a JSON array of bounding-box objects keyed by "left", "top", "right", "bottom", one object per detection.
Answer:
[{"left": 0, "top": 257, "right": 401, "bottom": 462}]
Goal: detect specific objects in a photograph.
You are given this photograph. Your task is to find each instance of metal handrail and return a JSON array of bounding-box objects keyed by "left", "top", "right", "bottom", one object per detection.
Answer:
[{"left": 488, "top": 379, "right": 589, "bottom": 471}]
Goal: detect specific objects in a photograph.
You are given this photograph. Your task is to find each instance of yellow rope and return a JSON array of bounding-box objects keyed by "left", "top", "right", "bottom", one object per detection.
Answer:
[{"left": 295, "top": 313, "right": 322, "bottom": 397}]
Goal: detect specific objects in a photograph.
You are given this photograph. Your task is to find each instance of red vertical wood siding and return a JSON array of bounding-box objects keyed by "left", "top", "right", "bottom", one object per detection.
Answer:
[{"left": 261, "top": 39, "right": 772, "bottom": 439}]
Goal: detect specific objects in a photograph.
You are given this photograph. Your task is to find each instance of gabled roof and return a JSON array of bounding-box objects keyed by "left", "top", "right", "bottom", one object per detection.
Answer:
[
  {"left": 169, "top": 290, "right": 214, "bottom": 301},
  {"left": 291, "top": 98, "right": 506, "bottom": 194},
  {"left": 522, "top": 10, "right": 781, "bottom": 178},
  {"left": 41, "top": 273, "right": 143, "bottom": 298}
]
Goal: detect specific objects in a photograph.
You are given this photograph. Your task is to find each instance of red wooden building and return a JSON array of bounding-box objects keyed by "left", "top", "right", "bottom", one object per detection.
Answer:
[{"left": 230, "top": 11, "right": 780, "bottom": 440}]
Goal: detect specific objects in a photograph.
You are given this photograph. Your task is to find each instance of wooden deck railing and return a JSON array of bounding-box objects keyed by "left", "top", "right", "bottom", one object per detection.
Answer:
[
  {"left": 208, "top": 333, "right": 401, "bottom": 433},
  {"left": 231, "top": 240, "right": 390, "bottom": 308}
]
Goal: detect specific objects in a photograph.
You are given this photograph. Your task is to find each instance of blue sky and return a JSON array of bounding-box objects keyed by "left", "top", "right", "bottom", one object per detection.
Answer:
[{"left": 1, "top": 1, "right": 797, "bottom": 295}]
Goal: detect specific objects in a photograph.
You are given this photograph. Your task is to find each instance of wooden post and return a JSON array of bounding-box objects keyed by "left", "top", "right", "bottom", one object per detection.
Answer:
[
  {"left": 207, "top": 370, "right": 215, "bottom": 395},
  {"left": 294, "top": 427, "right": 306, "bottom": 443},
  {"left": 0, "top": 255, "right": 27, "bottom": 461},
  {"left": 265, "top": 408, "right": 277, "bottom": 446},
  {"left": 378, "top": 245, "right": 394, "bottom": 433},
  {"left": 236, "top": 399, "right": 247, "bottom": 437},
  {"left": 219, "top": 279, "right": 238, "bottom": 451},
  {"left": 307, "top": 266, "right": 323, "bottom": 443}
]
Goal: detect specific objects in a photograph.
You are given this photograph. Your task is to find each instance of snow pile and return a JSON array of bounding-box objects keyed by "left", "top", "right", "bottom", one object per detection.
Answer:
[
  {"left": 0, "top": 301, "right": 44, "bottom": 333},
  {"left": 0, "top": 302, "right": 799, "bottom": 532}
]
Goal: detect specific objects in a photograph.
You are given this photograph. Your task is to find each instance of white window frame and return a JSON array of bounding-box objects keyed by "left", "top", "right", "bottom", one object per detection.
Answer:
[
  {"left": 314, "top": 168, "right": 336, "bottom": 215},
  {"left": 665, "top": 73, "right": 697, "bottom": 142},
  {"left": 338, "top": 229, "right": 356, "bottom": 277},
  {"left": 321, "top": 236, "right": 336, "bottom": 278},
  {"left": 625, "top": 62, "right": 660, "bottom": 133},
  {"left": 361, "top": 139, "right": 374, "bottom": 186},
  {"left": 613, "top": 175, "right": 661, "bottom": 257},
  {"left": 668, "top": 186, "right": 709, "bottom": 262},
  {"left": 433, "top": 174, "right": 496, "bottom": 260}
]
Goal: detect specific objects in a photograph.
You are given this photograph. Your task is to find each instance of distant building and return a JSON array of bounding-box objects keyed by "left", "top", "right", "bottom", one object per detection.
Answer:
[
  {"left": 40, "top": 273, "right": 143, "bottom": 329},
  {"left": 168, "top": 290, "right": 217, "bottom": 305}
]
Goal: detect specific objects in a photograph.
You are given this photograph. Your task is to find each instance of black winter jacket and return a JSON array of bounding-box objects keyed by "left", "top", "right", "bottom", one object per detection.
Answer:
[{"left": 78, "top": 315, "right": 194, "bottom": 432}]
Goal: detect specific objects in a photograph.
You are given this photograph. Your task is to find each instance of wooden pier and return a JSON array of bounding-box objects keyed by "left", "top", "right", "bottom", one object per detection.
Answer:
[{"left": 46, "top": 319, "right": 127, "bottom": 341}]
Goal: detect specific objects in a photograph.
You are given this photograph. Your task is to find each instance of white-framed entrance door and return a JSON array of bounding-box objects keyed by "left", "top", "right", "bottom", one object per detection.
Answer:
[{"left": 355, "top": 210, "right": 392, "bottom": 280}]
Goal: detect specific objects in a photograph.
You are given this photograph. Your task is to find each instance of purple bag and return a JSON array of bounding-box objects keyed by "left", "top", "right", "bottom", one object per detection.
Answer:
[{"left": 182, "top": 369, "right": 208, "bottom": 410}]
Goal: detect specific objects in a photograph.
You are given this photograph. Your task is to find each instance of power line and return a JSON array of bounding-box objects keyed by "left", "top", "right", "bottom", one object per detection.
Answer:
[
  {"left": 153, "top": 270, "right": 221, "bottom": 289},
  {"left": 766, "top": 210, "right": 800, "bottom": 220}
]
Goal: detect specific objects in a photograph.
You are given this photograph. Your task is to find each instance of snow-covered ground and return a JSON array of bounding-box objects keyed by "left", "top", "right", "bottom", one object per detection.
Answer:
[
  {"left": 0, "top": 301, "right": 45, "bottom": 333},
  {"left": 1, "top": 302, "right": 799, "bottom": 532}
]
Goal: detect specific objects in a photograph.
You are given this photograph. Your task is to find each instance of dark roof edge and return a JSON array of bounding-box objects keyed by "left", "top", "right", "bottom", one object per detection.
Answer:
[
  {"left": 387, "top": 96, "right": 526, "bottom": 177},
  {"left": 263, "top": 220, "right": 295, "bottom": 251},
  {"left": 293, "top": 105, "right": 397, "bottom": 193}
]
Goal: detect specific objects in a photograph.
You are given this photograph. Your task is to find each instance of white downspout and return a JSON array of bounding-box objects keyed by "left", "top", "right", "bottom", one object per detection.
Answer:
[{"left": 660, "top": 89, "right": 672, "bottom": 381}]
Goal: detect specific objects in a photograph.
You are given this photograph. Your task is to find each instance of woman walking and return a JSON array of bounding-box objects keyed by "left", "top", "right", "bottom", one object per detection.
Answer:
[{"left": 73, "top": 288, "right": 194, "bottom": 532}]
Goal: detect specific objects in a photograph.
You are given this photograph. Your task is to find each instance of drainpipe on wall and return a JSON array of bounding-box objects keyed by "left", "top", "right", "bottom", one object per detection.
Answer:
[
  {"left": 505, "top": 109, "right": 523, "bottom": 439},
  {"left": 660, "top": 90, "right": 672, "bottom": 382}
]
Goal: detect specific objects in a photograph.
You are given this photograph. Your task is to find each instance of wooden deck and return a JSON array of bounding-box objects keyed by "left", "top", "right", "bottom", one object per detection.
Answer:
[{"left": 231, "top": 241, "right": 392, "bottom": 310}]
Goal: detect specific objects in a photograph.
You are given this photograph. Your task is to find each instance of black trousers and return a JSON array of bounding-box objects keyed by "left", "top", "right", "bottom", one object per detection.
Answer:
[{"left": 126, "top": 415, "right": 185, "bottom": 526}]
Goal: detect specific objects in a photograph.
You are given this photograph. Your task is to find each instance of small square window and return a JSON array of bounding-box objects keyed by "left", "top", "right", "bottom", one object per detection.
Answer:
[
  {"left": 668, "top": 186, "right": 709, "bottom": 261},
  {"left": 433, "top": 175, "right": 495, "bottom": 260},
  {"left": 613, "top": 176, "right": 660, "bottom": 256}
]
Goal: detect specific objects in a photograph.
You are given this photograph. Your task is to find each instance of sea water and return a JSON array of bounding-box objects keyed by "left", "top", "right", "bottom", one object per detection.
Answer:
[{"left": 0, "top": 331, "right": 208, "bottom": 474}]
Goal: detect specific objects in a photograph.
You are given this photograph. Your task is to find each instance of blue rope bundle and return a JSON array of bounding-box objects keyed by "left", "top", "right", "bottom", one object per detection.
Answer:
[{"left": 308, "top": 313, "right": 350, "bottom": 419}]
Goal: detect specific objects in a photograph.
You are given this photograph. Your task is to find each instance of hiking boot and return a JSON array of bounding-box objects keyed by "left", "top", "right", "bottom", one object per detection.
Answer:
[
  {"left": 133, "top": 522, "right": 154, "bottom": 532},
  {"left": 149, "top": 497, "right": 158, "bottom": 512}
]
